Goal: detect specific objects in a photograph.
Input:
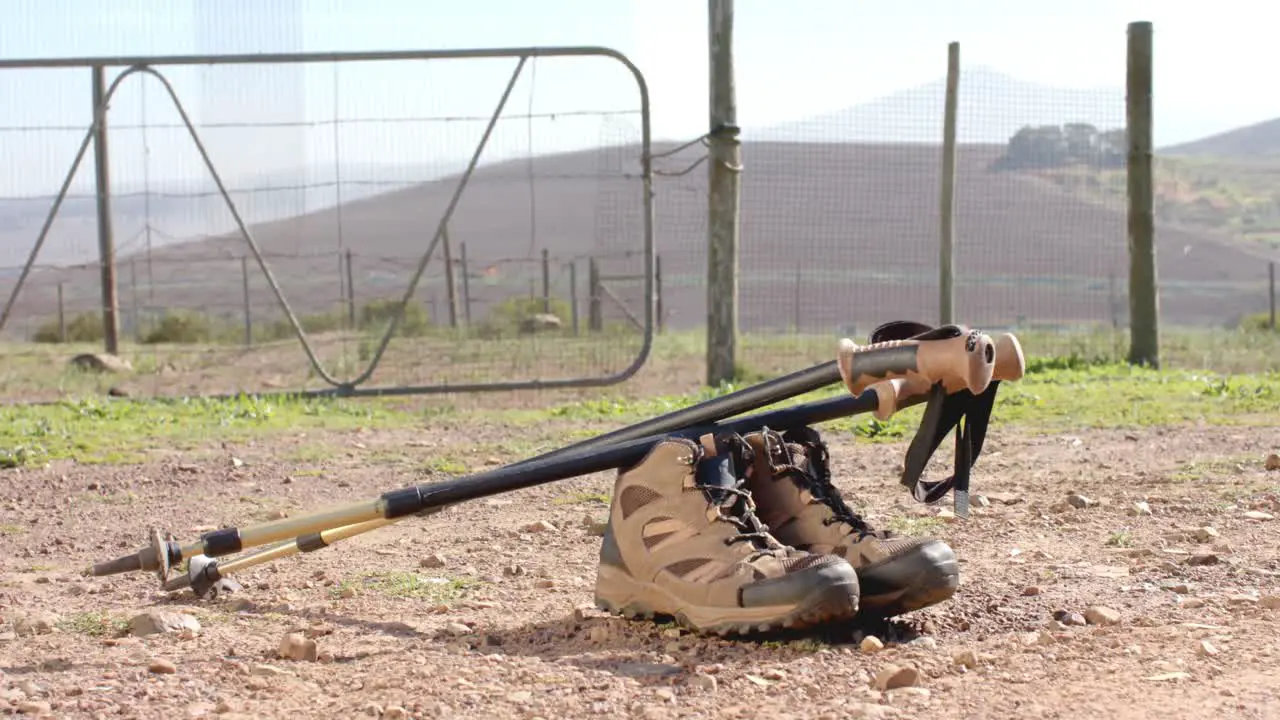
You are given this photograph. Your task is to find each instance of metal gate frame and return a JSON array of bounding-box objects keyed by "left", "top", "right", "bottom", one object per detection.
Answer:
[{"left": 0, "top": 47, "right": 655, "bottom": 398}]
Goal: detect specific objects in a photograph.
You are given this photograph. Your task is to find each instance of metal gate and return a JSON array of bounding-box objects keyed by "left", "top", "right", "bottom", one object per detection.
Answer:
[{"left": 0, "top": 47, "right": 654, "bottom": 400}]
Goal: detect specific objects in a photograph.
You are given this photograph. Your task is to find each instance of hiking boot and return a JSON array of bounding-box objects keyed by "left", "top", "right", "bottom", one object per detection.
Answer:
[
  {"left": 741, "top": 426, "right": 960, "bottom": 618},
  {"left": 594, "top": 434, "right": 862, "bottom": 635}
]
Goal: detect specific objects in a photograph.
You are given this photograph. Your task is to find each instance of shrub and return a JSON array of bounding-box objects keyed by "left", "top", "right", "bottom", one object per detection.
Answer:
[
  {"left": 1239, "top": 312, "right": 1277, "bottom": 333},
  {"left": 142, "top": 310, "right": 212, "bottom": 344},
  {"left": 32, "top": 312, "right": 104, "bottom": 343},
  {"left": 359, "top": 298, "right": 431, "bottom": 337}
]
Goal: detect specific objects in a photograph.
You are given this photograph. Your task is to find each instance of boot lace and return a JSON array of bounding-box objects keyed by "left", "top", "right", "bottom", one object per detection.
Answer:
[
  {"left": 694, "top": 434, "right": 785, "bottom": 552},
  {"left": 763, "top": 428, "right": 878, "bottom": 538}
]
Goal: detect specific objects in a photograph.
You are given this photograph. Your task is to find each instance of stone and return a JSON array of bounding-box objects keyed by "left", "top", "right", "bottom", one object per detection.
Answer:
[
  {"left": 1244, "top": 511, "right": 1274, "bottom": 522},
  {"left": 1130, "top": 501, "right": 1153, "bottom": 516},
  {"left": 130, "top": 611, "right": 201, "bottom": 637},
  {"left": 1192, "top": 526, "right": 1220, "bottom": 542},
  {"left": 277, "top": 632, "right": 318, "bottom": 662},
  {"left": 1022, "top": 586, "right": 1041, "bottom": 596},
  {"left": 445, "top": 622, "right": 472, "bottom": 636},
  {"left": 689, "top": 673, "right": 717, "bottom": 692},
  {"left": 952, "top": 650, "right": 979, "bottom": 669},
  {"left": 419, "top": 554, "right": 446, "bottom": 569},
  {"left": 17, "top": 701, "right": 52, "bottom": 715},
  {"left": 382, "top": 707, "right": 409, "bottom": 719},
  {"left": 860, "top": 636, "right": 885, "bottom": 654},
  {"left": 148, "top": 658, "right": 177, "bottom": 674},
  {"left": 1260, "top": 596, "right": 1280, "bottom": 610},
  {"left": 874, "top": 664, "right": 920, "bottom": 690},
  {"left": 13, "top": 612, "right": 59, "bottom": 637},
  {"left": 1197, "top": 640, "right": 1219, "bottom": 657},
  {"left": 523, "top": 520, "right": 557, "bottom": 533},
  {"left": 1085, "top": 606, "right": 1122, "bottom": 626},
  {"left": 1265, "top": 453, "right": 1280, "bottom": 471},
  {"left": 69, "top": 353, "right": 132, "bottom": 373},
  {"left": 1066, "top": 493, "right": 1092, "bottom": 509}
]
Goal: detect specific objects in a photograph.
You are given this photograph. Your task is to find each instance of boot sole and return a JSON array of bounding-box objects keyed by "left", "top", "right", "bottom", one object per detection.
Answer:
[{"left": 594, "top": 565, "right": 861, "bottom": 636}]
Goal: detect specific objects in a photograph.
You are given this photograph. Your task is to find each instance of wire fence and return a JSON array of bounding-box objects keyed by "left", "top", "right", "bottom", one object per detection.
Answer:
[{"left": 2, "top": 31, "right": 1279, "bottom": 404}]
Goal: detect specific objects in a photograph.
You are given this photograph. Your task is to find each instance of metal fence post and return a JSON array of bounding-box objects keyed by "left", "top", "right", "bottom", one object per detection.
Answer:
[
  {"left": 939, "top": 41, "right": 960, "bottom": 326},
  {"left": 91, "top": 65, "right": 120, "bottom": 355},
  {"left": 1270, "top": 260, "right": 1276, "bottom": 331},
  {"left": 442, "top": 225, "right": 459, "bottom": 329}
]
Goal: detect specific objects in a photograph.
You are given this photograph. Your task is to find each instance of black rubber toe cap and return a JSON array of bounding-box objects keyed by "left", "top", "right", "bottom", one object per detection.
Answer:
[
  {"left": 739, "top": 558, "right": 860, "bottom": 608},
  {"left": 857, "top": 538, "right": 959, "bottom": 599}
]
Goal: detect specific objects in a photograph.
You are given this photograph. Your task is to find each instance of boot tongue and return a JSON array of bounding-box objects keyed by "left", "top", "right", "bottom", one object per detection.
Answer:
[{"left": 695, "top": 451, "right": 740, "bottom": 505}]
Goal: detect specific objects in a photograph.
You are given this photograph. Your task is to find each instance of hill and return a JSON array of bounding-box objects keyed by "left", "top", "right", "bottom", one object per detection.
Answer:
[
  {"left": 1161, "top": 116, "right": 1280, "bottom": 157},
  {"left": 2, "top": 138, "right": 1269, "bottom": 345}
]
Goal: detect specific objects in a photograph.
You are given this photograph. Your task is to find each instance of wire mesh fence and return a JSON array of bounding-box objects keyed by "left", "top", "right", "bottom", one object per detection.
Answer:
[{"left": 0, "top": 50, "right": 654, "bottom": 401}]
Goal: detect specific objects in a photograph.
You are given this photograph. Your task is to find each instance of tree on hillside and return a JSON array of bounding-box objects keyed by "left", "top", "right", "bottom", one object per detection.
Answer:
[{"left": 992, "top": 123, "right": 1126, "bottom": 170}]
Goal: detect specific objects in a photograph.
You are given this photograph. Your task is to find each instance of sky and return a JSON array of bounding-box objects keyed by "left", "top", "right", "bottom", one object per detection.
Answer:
[{"left": 0, "top": 0, "right": 1276, "bottom": 200}]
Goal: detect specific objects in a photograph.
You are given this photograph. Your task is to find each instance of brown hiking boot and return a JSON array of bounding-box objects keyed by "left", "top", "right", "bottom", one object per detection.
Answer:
[
  {"left": 594, "top": 434, "right": 862, "bottom": 635},
  {"left": 741, "top": 426, "right": 960, "bottom": 618}
]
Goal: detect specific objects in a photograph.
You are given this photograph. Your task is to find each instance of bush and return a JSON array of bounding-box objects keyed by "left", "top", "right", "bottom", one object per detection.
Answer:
[
  {"left": 142, "top": 310, "right": 213, "bottom": 344},
  {"left": 359, "top": 298, "right": 431, "bottom": 337},
  {"left": 482, "top": 296, "right": 571, "bottom": 336},
  {"left": 1239, "top": 312, "right": 1278, "bottom": 333},
  {"left": 32, "top": 312, "right": 104, "bottom": 344}
]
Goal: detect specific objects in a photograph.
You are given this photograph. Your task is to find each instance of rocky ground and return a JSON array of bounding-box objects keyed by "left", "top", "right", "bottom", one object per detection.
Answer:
[{"left": 1, "top": 419, "right": 1279, "bottom": 719}]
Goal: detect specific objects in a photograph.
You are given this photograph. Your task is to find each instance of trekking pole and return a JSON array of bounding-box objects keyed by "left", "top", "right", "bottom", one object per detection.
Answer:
[{"left": 87, "top": 325, "right": 999, "bottom": 585}]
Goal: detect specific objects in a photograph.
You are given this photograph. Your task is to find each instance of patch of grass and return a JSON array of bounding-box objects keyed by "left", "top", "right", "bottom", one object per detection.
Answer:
[
  {"left": 336, "top": 571, "right": 482, "bottom": 602},
  {"left": 1105, "top": 530, "right": 1134, "bottom": 548},
  {"left": 0, "top": 394, "right": 419, "bottom": 467},
  {"left": 886, "top": 516, "right": 946, "bottom": 536},
  {"left": 421, "top": 457, "right": 469, "bottom": 476},
  {"left": 57, "top": 611, "right": 129, "bottom": 637},
  {"left": 0, "top": 523, "right": 27, "bottom": 535},
  {"left": 553, "top": 491, "right": 611, "bottom": 506}
]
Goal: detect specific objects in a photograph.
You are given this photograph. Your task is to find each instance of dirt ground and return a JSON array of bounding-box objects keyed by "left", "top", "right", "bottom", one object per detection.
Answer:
[{"left": 2, "top": 414, "right": 1280, "bottom": 719}]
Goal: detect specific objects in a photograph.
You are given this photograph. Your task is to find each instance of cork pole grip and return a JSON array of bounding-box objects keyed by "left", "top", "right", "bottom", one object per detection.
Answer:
[
  {"left": 836, "top": 329, "right": 995, "bottom": 399},
  {"left": 866, "top": 333, "right": 1027, "bottom": 420}
]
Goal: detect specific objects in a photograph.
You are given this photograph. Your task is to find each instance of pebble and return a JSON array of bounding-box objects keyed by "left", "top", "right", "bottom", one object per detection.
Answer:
[
  {"left": 523, "top": 520, "right": 558, "bottom": 533},
  {"left": 278, "top": 632, "right": 319, "bottom": 662},
  {"left": 1186, "top": 552, "right": 1219, "bottom": 566},
  {"left": 1198, "top": 640, "right": 1219, "bottom": 657},
  {"left": 952, "top": 650, "right": 979, "bottom": 669},
  {"left": 419, "top": 554, "right": 447, "bottom": 569},
  {"left": 1085, "top": 606, "right": 1122, "bottom": 626},
  {"left": 1244, "top": 511, "right": 1274, "bottom": 521},
  {"left": 1130, "top": 501, "right": 1153, "bottom": 516},
  {"left": 507, "top": 691, "right": 532, "bottom": 704},
  {"left": 1260, "top": 596, "right": 1280, "bottom": 610},
  {"left": 1179, "top": 598, "right": 1207, "bottom": 609},
  {"left": 860, "top": 636, "right": 885, "bottom": 654},
  {"left": 17, "top": 701, "right": 52, "bottom": 715},
  {"left": 689, "top": 673, "right": 717, "bottom": 691},
  {"left": 1066, "top": 493, "right": 1092, "bottom": 509},
  {"left": 130, "top": 611, "right": 201, "bottom": 637},
  {"left": 148, "top": 658, "right": 177, "bottom": 674},
  {"left": 382, "top": 707, "right": 409, "bottom": 719},
  {"left": 1053, "top": 610, "right": 1088, "bottom": 627},
  {"left": 1265, "top": 453, "right": 1280, "bottom": 471},
  {"left": 445, "top": 622, "right": 472, "bottom": 636},
  {"left": 1022, "top": 586, "right": 1041, "bottom": 596},
  {"left": 874, "top": 664, "right": 920, "bottom": 690},
  {"left": 13, "top": 612, "right": 59, "bottom": 636},
  {"left": 972, "top": 495, "right": 991, "bottom": 508}
]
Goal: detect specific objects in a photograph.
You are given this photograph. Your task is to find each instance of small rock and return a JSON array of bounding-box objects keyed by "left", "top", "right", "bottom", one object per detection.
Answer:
[
  {"left": 1053, "top": 610, "right": 1087, "bottom": 626},
  {"left": 1197, "top": 640, "right": 1219, "bottom": 657},
  {"left": 1265, "top": 453, "right": 1280, "bottom": 471},
  {"left": 1179, "top": 598, "right": 1207, "bottom": 609},
  {"left": 1260, "top": 596, "right": 1280, "bottom": 610},
  {"left": 1192, "top": 527, "right": 1220, "bottom": 542},
  {"left": 382, "top": 707, "right": 408, "bottom": 720},
  {"left": 1228, "top": 595, "right": 1257, "bottom": 606},
  {"left": 17, "top": 701, "right": 52, "bottom": 715},
  {"left": 231, "top": 457, "right": 245, "bottom": 469},
  {"left": 419, "top": 554, "right": 447, "bottom": 569},
  {"left": 860, "top": 636, "right": 885, "bottom": 654},
  {"left": 534, "top": 579, "right": 555, "bottom": 589},
  {"left": 952, "top": 650, "right": 979, "bottom": 669},
  {"left": 689, "top": 672, "right": 717, "bottom": 691},
  {"left": 1130, "top": 501, "right": 1153, "bottom": 516},
  {"left": 503, "top": 565, "right": 527, "bottom": 577},
  {"left": 445, "top": 622, "right": 472, "bottom": 636},
  {"left": 1186, "top": 552, "right": 1219, "bottom": 566},
  {"left": 1022, "top": 586, "right": 1041, "bottom": 596},
  {"left": 251, "top": 664, "right": 290, "bottom": 677},
  {"left": 13, "top": 612, "right": 59, "bottom": 636},
  {"left": 588, "top": 625, "right": 611, "bottom": 643},
  {"left": 972, "top": 495, "right": 991, "bottom": 508},
  {"left": 130, "top": 611, "right": 201, "bottom": 637},
  {"left": 1244, "top": 511, "right": 1274, "bottom": 521},
  {"left": 506, "top": 691, "right": 532, "bottom": 704},
  {"left": 277, "top": 632, "right": 318, "bottom": 662},
  {"left": 523, "top": 520, "right": 557, "bottom": 533},
  {"left": 148, "top": 658, "right": 177, "bottom": 674},
  {"left": 1066, "top": 493, "right": 1092, "bottom": 509},
  {"left": 1085, "top": 606, "right": 1122, "bottom": 626},
  {"left": 874, "top": 664, "right": 920, "bottom": 690}
]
